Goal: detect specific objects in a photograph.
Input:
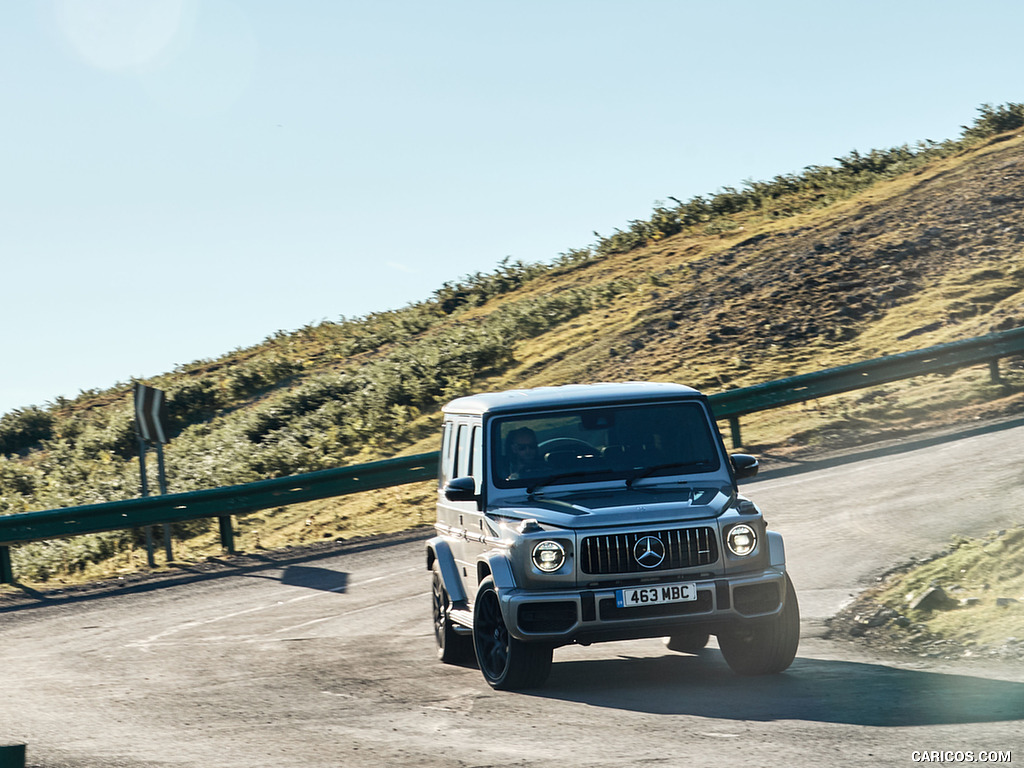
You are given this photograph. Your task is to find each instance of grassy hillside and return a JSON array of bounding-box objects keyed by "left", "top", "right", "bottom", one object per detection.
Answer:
[
  {"left": 830, "top": 526, "right": 1024, "bottom": 660},
  {"left": 3, "top": 103, "right": 1024, "bottom": 586}
]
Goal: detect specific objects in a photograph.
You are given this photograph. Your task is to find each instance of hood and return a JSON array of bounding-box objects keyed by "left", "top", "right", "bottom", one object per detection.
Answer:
[{"left": 488, "top": 486, "right": 733, "bottom": 529}]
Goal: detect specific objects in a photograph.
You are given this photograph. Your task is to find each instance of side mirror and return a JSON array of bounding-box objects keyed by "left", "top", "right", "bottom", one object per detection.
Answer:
[
  {"left": 443, "top": 476, "right": 480, "bottom": 502},
  {"left": 730, "top": 454, "right": 759, "bottom": 480}
]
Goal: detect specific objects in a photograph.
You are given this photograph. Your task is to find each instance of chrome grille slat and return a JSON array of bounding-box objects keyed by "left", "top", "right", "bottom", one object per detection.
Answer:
[{"left": 580, "top": 526, "right": 718, "bottom": 574}]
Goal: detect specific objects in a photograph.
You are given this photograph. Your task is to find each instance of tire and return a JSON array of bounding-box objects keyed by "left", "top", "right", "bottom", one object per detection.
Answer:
[
  {"left": 664, "top": 631, "right": 710, "bottom": 654},
  {"left": 432, "top": 562, "right": 473, "bottom": 664},
  {"left": 718, "top": 574, "right": 800, "bottom": 676},
  {"left": 472, "top": 577, "right": 553, "bottom": 690}
]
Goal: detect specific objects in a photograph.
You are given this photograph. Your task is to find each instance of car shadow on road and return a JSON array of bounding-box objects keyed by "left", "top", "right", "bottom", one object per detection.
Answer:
[
  {"left": 279, "top": 565, "right": 349, "bottom": 593},
  {"left": 241, "top": 563, "right": 350, "bottom": 593},
  {"left": 536, "top": 652, "right": 1024, "bottom": 726},
  {"left": 240, "top": 565, "right": 350, "bottom": 593}
]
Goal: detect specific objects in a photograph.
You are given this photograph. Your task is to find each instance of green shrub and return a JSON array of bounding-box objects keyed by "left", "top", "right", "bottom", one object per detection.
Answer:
[
  {"left": 0, "top": 406, "right": 55, "bottom": 456},
  {"left": 961, "top": 103, "right": 1024, "bottom": 143},
  {"left": 585, "top": 100, "right": 1024, "bottom": 259},
  {"left": 3, "top": 101, "right": 1021, "bottom": 582}
]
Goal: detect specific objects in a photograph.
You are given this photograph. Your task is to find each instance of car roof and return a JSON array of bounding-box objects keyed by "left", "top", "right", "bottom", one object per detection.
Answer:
[{"left": 442, "top": 382, "right": 703, "bottom": 416}]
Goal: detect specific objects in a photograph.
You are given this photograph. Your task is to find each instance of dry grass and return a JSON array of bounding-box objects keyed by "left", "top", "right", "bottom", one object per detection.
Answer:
[
  {"left": 5, "top": 131, "right": 1024, "bottom": 603},
  {"left": 837, "top": 527, "right": 1024, "bottom": 654}
]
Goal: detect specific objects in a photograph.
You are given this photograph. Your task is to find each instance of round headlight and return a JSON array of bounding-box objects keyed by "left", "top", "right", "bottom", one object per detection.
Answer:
[
  {"left": 726, "top": 524, "right": 757, "bottom": 557},
  {"left": 532, "top": 540, "right": 566, "bottom": 572}
]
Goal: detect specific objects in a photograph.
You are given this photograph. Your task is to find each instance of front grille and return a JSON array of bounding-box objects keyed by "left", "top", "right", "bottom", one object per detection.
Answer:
[{"left": 580, "top": 527, "right": 718, "bottom": 574}]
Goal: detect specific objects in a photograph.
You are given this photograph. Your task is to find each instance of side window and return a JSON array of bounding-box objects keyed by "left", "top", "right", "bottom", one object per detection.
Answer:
[
  {"left": 470, "top": 424, "right": 484, "bottom": 490},
  {"left": 439, "top": 422, "right": 453, "bottom": 487},
  {"left": 455, "top": 423, "right": 470, "bottom": 478}
]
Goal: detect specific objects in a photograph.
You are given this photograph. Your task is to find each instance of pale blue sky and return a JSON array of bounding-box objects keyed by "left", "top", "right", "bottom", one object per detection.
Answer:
[{"left": 2, "top": 0, "right": 1022, "bottom": 415}]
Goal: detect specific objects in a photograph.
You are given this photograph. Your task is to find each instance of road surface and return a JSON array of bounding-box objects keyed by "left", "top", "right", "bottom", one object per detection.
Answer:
[{"left": 2, "top": 421, "right": 1024, "bottom": 767}]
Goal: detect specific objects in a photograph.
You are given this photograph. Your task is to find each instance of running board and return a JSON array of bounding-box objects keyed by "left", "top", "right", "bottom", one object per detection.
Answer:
[{"left": 449, "top": 608, "right": 474, "bottom": 632}]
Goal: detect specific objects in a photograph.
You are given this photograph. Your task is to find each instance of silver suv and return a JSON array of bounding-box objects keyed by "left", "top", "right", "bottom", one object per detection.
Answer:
[{"left": 426, "top": 382, "right": 799, "bottom": 690}]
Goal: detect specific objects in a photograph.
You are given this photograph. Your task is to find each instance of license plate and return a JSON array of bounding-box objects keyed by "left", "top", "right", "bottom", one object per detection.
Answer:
[{"left": 616, "top": 582, "right": 697, "bottom": 608}]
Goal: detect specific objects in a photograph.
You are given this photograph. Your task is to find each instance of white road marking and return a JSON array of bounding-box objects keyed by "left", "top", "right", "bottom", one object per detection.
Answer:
[
  {"left": 269, "top": 591, "right": 425, "bottom": 636},
  {"left": 125, "top": 564, "right": 422, "bottom": 649}
]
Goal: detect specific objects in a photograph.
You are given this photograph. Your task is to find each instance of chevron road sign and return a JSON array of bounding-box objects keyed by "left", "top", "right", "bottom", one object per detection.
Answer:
[
  {"left": 133, "top": 383, "right": 168, "bottom": 445},
  {"left": 133, "top": 382, "right": 172, "bottom": 566}
]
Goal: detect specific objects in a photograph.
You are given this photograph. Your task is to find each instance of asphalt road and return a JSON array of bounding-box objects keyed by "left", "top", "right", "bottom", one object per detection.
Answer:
[{"left": 3, "top": 421, "right": 1024, "bottom": 767}]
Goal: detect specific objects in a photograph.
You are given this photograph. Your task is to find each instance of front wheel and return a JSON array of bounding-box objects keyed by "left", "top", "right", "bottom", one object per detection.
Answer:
[
  {"left": 432, "top": 562, "right": 473, "bottom": 664},
  {"left": 472, "top": 577, "right": 553, "bottom": 690},
  {"left": 718, "top": 574, "right": 800, "bottom": 676}
]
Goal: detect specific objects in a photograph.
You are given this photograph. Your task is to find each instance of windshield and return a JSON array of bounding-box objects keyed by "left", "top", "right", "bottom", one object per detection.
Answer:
[{"left": 491, "top": 401, "right": 721, "bottom": 490}]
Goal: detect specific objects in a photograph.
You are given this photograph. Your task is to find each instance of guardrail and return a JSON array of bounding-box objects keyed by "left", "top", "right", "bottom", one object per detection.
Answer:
[
  {"left": 709, "top": 325, "right": 1024, "bottom": 447},
  {"left": 0, "top": 453, "right": 439, "bottom": 584},
  {"left": 1, "top": 325, "right": 1022, "bottom": 584}
]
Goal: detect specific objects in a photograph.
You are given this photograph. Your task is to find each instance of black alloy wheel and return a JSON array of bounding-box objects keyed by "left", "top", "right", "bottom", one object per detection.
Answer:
[
  {"left": 472, "top": 577, "right": 552, "bottom": 690},
  {"left": 432, "top": 562, "right": 472, "bottom": 663}
]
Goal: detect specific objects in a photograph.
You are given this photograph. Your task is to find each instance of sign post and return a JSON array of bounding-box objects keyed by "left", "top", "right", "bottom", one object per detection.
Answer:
[
  {"left": 137, "top": 437, "right": 155, "bottom": 567},
  {"left": 133, "top": 383, "right": 172, "bottom": 565}
]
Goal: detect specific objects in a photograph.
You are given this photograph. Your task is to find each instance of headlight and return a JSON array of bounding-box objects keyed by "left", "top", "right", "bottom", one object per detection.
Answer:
[
  {"left": 532, "top": 540, "right": 566, "bottom": 572},
  {"left": 726, "top": 524, "right": 757, "bottom": 557}
]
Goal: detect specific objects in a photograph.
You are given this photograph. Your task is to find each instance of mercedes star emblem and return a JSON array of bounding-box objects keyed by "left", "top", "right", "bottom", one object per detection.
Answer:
[{"left": 633, "top": 535, "right": 666, "bottom": 568}]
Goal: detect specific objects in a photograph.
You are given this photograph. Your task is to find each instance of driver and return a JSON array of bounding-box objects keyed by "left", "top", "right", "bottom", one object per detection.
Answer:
[{"left": 506, "top": 427, "right": 545, "bottom": 479}]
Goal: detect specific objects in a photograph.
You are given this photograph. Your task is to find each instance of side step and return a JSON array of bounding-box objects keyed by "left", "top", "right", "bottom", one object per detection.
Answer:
[{"left": 449, "top": 608, "right": 474, "bottom": 634}]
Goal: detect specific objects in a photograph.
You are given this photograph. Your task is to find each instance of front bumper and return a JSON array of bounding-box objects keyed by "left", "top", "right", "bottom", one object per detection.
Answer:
[{"left": 500, "top": 568, "right": 789, "bottom": 645}]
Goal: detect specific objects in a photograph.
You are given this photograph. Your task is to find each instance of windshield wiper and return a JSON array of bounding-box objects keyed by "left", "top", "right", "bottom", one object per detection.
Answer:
[
  {"left": 527, "top": 468, "right": 615, "bottom": 495},
  {"left": 625, "top": 460, "right": 714, "bottom": 488}
]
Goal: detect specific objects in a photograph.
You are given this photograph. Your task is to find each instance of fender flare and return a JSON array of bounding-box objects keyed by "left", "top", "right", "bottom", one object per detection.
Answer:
[
  {"left": 766, "top": 530, "right": 786, "bottom": 569},
  {"left": 425, "top": 537, "right": 467, "bottom": 604},
  {"left": 477, "top": 549, "right": 516, "bottom": 591}
]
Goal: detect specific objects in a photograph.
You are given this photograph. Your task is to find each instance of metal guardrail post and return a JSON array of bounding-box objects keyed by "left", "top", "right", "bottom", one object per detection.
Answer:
[
  {"left": 728, "top": 416, "right": 742, "bottom": 448},
  {"left": 218, "top": 516, "right": 236, "bottom": 555},
  {"left": 0, "top": 546, "right": 13, "bottom": 585},
  {"left": 0, "top": 742, "right": 26, "bottom": 768}
]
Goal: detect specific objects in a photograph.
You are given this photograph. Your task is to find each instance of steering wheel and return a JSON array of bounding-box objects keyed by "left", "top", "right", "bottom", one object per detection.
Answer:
[{"left": 538, "top": 437, "right": 597, "bottom": 456}]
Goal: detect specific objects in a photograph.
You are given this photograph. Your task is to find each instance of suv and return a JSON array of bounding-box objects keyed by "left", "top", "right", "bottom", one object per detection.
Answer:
[{"left": 426, "top": 382, "right": 799, "bottom": 690}]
